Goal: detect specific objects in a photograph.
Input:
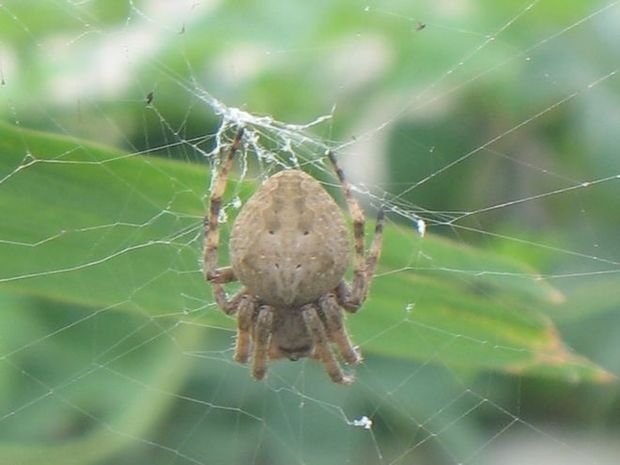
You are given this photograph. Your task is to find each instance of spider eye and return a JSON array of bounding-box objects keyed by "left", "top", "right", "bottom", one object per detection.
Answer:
[
  {"left": 303, "top": 230, "right": 309, "bottom": 235},
  {"left": 268, "top": 230, "right": 274, "bottom": 235}
]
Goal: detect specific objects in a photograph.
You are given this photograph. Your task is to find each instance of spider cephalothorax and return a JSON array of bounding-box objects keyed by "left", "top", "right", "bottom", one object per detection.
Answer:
[{"left": 204, "top": 129, "right": 384, "bottom": 384}]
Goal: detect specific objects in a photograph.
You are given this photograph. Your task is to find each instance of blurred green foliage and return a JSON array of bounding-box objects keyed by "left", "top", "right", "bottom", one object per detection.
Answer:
[{"left": 1, "top": 1, "right": 619, "bottom": 464}]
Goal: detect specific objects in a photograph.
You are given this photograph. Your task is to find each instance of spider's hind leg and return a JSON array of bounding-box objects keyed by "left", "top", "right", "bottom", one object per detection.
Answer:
[
  {"left": 327, "top": 151, "right": 367, "bottom": 302},
  {"left": 327, "top": 152, "right": 385, "bottom": 312},
  {"left": 206, "top": 266, "right": 236, "bottom": 284},
  {"left": 204, "top": 128, "right": 244, "bottom": 281},
  {"left": 203, "top": 129, "right": 245, "bottom": 314},
  {"left": 336, "top": 208, "right": 385, "bottom": 312}
]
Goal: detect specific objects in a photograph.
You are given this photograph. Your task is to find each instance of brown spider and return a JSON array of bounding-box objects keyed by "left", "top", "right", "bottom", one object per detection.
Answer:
[{"left": 204, "top": 129, "right": 384, "bottom": 384}]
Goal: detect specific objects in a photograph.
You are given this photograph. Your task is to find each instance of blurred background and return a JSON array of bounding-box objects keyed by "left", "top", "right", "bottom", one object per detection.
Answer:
[{"left": 1, "top": 1, "right": 619, "bottom": 464}]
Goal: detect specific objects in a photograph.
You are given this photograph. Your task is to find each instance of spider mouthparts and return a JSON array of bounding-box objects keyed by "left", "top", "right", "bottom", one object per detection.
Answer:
[{"left": 281, "top": 344, "right": 311, "bottom": 361}]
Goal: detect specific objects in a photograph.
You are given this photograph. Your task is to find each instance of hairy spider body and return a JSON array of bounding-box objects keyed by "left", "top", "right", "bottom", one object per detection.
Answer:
[
  {"left": 230, "top": 170, "right": 349, "bottom": 307},
  {"left": 204, "top": 129, "right": 384, "bottom": 384},
  {"left": 230, "top": 170, "right": 349, "bottom": 361}
]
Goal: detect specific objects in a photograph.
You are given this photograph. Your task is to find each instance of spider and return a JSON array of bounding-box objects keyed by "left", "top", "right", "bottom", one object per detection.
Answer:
[{"left": 204, "top": 129, "right": 384, "bottom": 384}]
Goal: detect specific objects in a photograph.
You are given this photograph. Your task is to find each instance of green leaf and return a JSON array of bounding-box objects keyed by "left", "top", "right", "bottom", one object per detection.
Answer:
[
  {"left": 546, "top": 275, "right": 620, "bottom": 322},
  {"left": 0, "top": 121, "right": 612, "bottom": 384},
  {"left": 0, "top": 318, "right": 203, "bottom": 465}
]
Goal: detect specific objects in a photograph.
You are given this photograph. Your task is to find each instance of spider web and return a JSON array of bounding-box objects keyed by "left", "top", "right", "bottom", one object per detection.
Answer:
[{"left": 1, "top": 1, "right": 620, "bottom": 464}]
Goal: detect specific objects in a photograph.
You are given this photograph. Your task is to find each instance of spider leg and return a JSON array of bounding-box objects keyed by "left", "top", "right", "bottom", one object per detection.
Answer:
[
  {"left": 328, "top": 152, "right": 385, "bottom": 312},
  {"left": 205, "top": 266, "right": 236, "bottom": 284},
  {"left": 364, "top": 208, "right": 385, "bottom": 281},
  {"left": 234, "top": 295, "right": 256, "bottom": 363},
  {"left": 214, "top": 288, "right": 247, "bottom": 315},
  {"left": 327, "top": 152, "right": 366, "bottom": 298},
  {"left": 302, "top": 304, "right": 354, "bottom": 384},
  {"left": 319, "top": 294, "right": 361, "bottom": 365},
  {"left": 337, "top": 208, "right": 385, "bottom": 311},
  {"left": 252, "top": 305, "right": 274, "bottom": 380},
  {"left": 203, "top": 128, "right": 244, "bottom": 311}
]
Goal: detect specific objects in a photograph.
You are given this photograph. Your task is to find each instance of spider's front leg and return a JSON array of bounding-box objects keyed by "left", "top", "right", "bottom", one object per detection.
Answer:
[
  {"left": 252, "top": 305, "right": 275, "bottom": 380},
  {"left": 319, "top": 294, "right": 361, "bottom": 364},
  {"left": 302, "top": 304, "right": 353, "bottom": 384},
  {"left": 234, "top": 295, "right": 256, "bottom": 363}
]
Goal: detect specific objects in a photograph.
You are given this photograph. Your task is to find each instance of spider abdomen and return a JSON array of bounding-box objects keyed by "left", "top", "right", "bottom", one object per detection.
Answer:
[{"left": 230, "top": 170, "right": 350, "bottom": 307}]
